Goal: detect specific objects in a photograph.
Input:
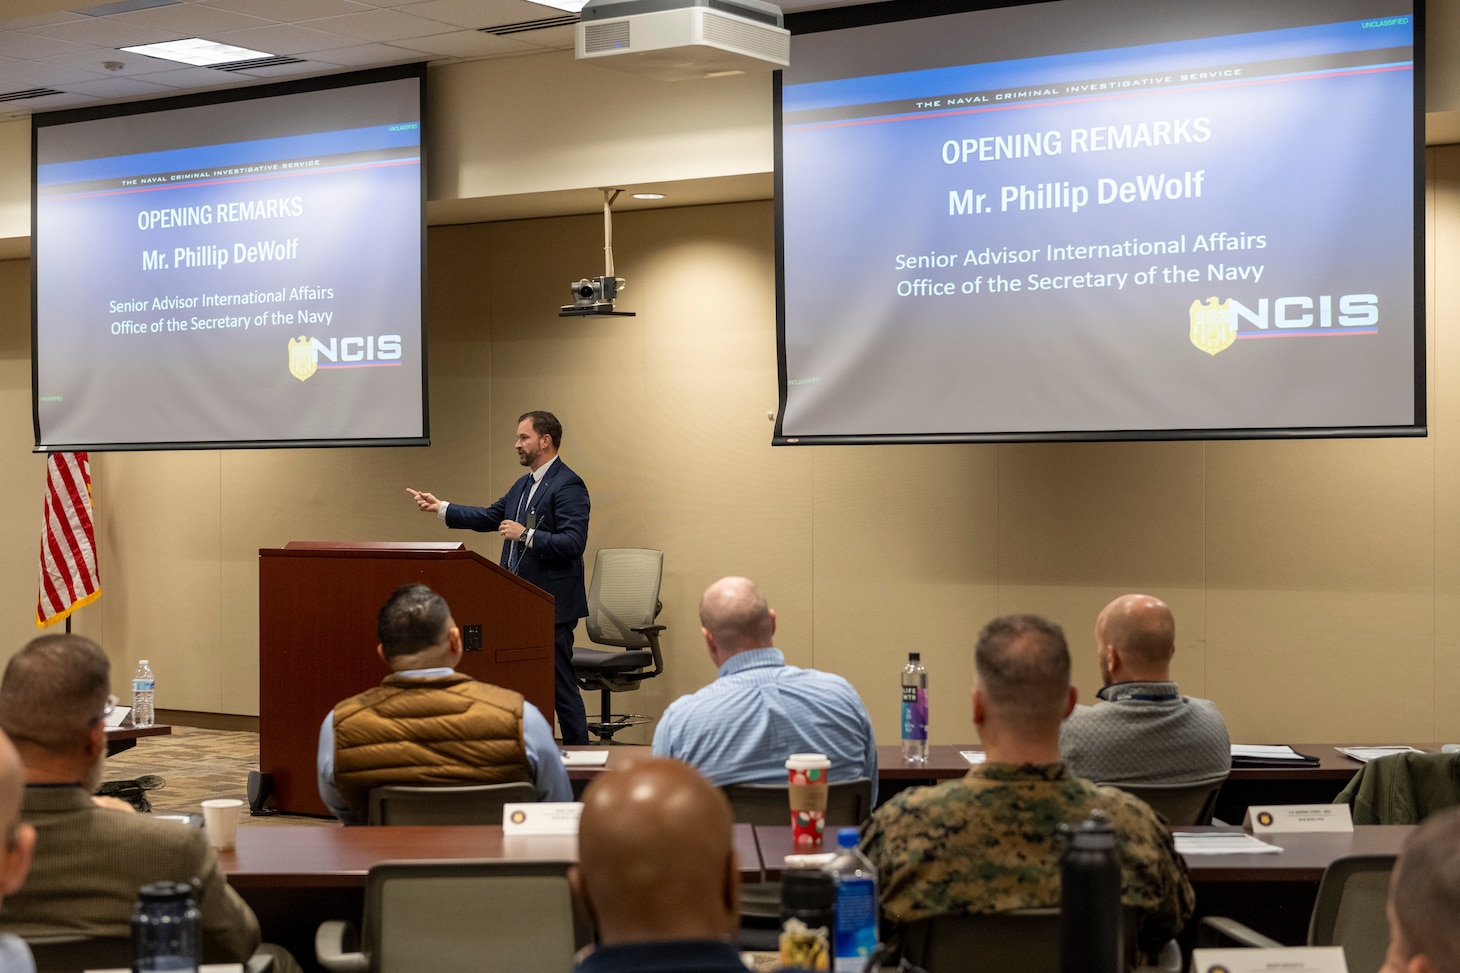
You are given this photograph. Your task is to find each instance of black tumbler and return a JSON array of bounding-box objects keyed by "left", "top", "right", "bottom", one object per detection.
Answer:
[
  {"left": 131, "top": 880, "right": 202, "bottom": 972},
  {"left": 1059, "top": 809, "right": 1122, "bottom": 973}
]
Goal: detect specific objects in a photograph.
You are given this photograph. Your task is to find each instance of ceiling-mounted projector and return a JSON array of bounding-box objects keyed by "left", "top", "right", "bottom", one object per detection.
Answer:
[{"left": 576, "top": 0, "right": 789, "bottom": 82}]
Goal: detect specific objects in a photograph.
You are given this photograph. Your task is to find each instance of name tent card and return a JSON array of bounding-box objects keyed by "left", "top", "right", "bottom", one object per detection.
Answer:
[
  {"left": 1243, "top": 804, "right": 1353, "bottom": 834},
  {"left": 1191, "top": 946, "right": 1347, "bottom": 973},
  {"left": 502, "top": 802, "right": 582, "bottom": 835}
]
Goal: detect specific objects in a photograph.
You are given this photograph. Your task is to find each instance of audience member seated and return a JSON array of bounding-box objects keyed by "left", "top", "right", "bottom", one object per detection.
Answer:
[
  {"left": 1060, "top": 594, "right": 1230, "bottom": 784},
  {"left": 0, "top": 635, "right": 288, "bottom": 970},
  {"left": 570, "top": 757, "right": 743, "bottom": 973},
  {"left": 651, "top": 576, "right": 877, "bottom": 800},
  {"left": 861, "top": 614, "right": 1194, "bottom": 960},
  {"left": 1382, "top": 806, "right": 1460, "bottom": 973},
  {"left": 317, "top": 584, "right": 570, "bottom": 824},
  {"left": 0, "top": 730, "right": 34, "bottom": 973}
]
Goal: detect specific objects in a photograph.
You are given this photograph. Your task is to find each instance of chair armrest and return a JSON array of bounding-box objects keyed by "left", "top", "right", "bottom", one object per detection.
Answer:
[
  {"left": 631, "top": 625, "right": 667, "bottom": 635},
  {"left": 315, "top": 920, "right": 369, "bottom": 973},
  {"left": 245, "top": 950, "right": 276, "bottom": 973},
  {"left": 1131, "top": 940, "right": 1182, "bottom": 973},
  {"left": 1198, "top": 916, "right": 1283, "bottom": 949}
]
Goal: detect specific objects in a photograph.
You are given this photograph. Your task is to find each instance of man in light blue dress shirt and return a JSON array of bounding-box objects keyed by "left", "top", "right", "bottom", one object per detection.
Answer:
[{"left": 651, "top": 577, "right": 877, "bottom": 802}]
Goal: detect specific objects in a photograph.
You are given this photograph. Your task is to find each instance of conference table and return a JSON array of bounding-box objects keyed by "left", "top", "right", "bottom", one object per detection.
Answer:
[{"left": 103, "top": 723, "right": 171, "bottom": 756}]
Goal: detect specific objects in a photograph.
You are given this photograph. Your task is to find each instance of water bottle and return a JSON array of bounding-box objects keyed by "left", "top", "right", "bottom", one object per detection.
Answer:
[
  {"left": 132, "top": 880, "right": 201, "bottom": 972},
  {"left": 1059, "top": 810, "right": 1122, "bottom": 973},
  {"left": 825, "top": 828, "right": 878, "bottom": 973},
  {"left": 132, "top": 660, "right": 155, "bottom": 729},
  {"left": 900, "top": 652, "right": 928, "bottom": 762}
]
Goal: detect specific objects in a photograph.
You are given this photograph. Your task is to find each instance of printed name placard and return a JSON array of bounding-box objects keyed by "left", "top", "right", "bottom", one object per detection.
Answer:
[
  {"left": 1191, "top": 946, "right": 1347, "bottom": 973},
  {"left": 502, "top": 801, "right": 582, "bottom": 835},
  {"left": 1243, "top": 804, "right": 1353, "bottom": 834}
]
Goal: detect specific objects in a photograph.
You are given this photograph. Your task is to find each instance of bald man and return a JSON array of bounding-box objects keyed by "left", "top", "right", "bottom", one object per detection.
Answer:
[
  {"left": 651, "top": 577, "right": 877, "bottom": 800},
  {"left": 1059, "top": 594, "right": 1229, "bottom": 785},
  {"left": 570, "top": 758, "right": 743, "bottom": 973},
  {"left": 862, "top": 614, "right": 1193, "bottom": 960},
  {"left": 0, "top": 730, "right": 36, "bottom": 973},
  {"left": 1382, "top": 806, "right": 1460, "bottom": 973}
]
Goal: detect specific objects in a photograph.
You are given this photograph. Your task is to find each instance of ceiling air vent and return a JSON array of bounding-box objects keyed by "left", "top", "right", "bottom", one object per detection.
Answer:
[
  {"left": 0, "top": 88, "right": 64, "bottom": 103},
  {"left": 480, "top": 15, "right": 579, "bottom": 36},
  {"left": 583, "top": 21, "right": 631, "bottom": 53},
  {"left": 212, "top": 56, "right": 305, "bottom": 72}
]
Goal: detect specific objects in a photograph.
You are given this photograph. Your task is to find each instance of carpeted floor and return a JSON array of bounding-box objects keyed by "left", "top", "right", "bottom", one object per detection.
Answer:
[{"left": 104, "top": 725, "right": 336, "bottom": 828}]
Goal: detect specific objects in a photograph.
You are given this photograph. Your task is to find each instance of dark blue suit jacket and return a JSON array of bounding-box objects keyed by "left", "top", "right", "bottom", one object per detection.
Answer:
[{"left": 443, "top": 458, "right": 590, "bottom": 624}]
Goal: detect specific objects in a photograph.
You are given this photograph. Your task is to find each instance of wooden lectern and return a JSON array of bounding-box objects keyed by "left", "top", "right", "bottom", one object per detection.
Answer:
[{"left": 259, "top": 541, "right": 555, "bottom": 815}]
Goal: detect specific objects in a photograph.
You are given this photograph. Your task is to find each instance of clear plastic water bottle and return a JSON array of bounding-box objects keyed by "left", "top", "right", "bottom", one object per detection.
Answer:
[
  {"left": 825, "top": 828, "right": 879, "bottom": 973},
  {"left": 900, "top": 652, "right": 928, "bottom": 762},
  {"left": 132, "top": 660, "right": 155, "bottom": 729},
  {"left": 132, "top": 880, "right": 201, "bottom": 971}
]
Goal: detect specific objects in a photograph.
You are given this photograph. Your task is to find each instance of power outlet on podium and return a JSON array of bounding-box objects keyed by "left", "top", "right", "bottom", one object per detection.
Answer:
[{"left": 463, "top": 624, "right": 483, "bottom": 652}]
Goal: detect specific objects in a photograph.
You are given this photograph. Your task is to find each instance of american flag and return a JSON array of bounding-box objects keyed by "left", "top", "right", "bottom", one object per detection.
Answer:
[{"left": 36, "top": 452, "right": 100, "bottom": 628}]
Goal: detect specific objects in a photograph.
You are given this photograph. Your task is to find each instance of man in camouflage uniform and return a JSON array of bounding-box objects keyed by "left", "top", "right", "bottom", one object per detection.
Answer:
[{"left": 861, "top": 614, "right": 1194, "bottom": 959}]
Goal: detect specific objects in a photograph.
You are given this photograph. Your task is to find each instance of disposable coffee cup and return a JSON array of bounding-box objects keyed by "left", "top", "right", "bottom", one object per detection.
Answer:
[
  {"left": 786, "top": 753, "right": 831, "bottom": 848},
  {"left": 201, "top": 799, "right": 243, "bottom": 850}
]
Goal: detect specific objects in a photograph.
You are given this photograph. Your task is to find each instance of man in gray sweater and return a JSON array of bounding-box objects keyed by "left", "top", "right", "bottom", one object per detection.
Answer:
[{"left": 1059, "top": 594, "right": 1230, "bottom": 784}]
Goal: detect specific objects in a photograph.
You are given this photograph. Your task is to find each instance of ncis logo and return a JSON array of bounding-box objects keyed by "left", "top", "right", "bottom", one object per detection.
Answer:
[
  {"left": 288, "top": 334, "right": 402, "bottom": 381},
  {"left": 1188, "top": 293, "right": 1378, "bottom": 356}
]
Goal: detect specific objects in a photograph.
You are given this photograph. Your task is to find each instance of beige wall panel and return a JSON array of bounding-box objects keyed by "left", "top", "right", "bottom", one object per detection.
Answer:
[
  {"left": 89, "top": 450, "right": 223, "bottom": 710},
  {"left": 0, "top": 122, "right": 28, "bottom": 243},
  {"left": 1205, "top": 589, "right": 1435, "bottom": 742},
  {"left": 0, "top": 259, "right": 49, "bottom": 658},
  {"left": 809, "top": 444, "right": 999, "bottom": 746},
  {"left": 429, "top": 54, "right": 772, "bottom": 202},
  {"left": 1431, "top": 146, "right": 1460, "bottom": 740}
]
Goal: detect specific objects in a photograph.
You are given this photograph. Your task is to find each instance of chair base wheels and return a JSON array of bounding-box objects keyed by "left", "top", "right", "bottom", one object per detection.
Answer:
[{"left": 585, "top": 714, "right": 652, "bottom": 742}]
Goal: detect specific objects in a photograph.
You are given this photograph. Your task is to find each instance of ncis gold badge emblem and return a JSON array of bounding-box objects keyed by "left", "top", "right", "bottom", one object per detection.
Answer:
[
  {"left": 287, "top": 336, "right": 316, "bottom": 382},
  {"left": 1189, "top": 296, "right": 1236, "bottom": 356}
]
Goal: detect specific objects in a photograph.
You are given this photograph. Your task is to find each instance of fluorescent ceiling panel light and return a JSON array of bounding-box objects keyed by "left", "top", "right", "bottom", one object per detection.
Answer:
[
  {"left": 525, "top": 0, "right": 587, "bottom": 12},
  {"left": 632, "top": 193, "right": 665, "bottom": 200},
  {"left": 120, "top": 37, "right": 274, "bottom": 66}
]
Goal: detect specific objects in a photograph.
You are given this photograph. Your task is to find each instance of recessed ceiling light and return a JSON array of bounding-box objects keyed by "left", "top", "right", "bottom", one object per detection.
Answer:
[
  {"left": 632, "top": 193, "right": 666, "bottom": 200},
  {"left": 524, "top": 0, "right": 587, "bottom": 11},
  {"left": 120, "top": 38, "right": 274, "bottom": 67}
]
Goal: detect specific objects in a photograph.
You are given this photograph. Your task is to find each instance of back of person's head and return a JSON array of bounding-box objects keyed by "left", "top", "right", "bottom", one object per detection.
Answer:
[
  {"left": 1096, "top": 594, "right": 1176, "bottom": 677},
  {"left": 0, "top": 634, "right": 110, "bottom": 755},
  {"left": 0, "top": 730, "right": 34, "bottom": 902},
  {"left": 699, "top": 577, "right": 774, "bottom": 657},
  {"left": 377, "top": 585, "right": 453, "bottom": 659},
  {"left": 974, "top": 614, "right": 1072, "bottom": 734},
  {"left": 519, "top": 410, "right": 563, "bottom": 450},
  {"left": 1384, "top": 807, "right": 1460, "bottom": 973},
  {"left": 571, "top": 758, "right": 738, "bottom": 945}
]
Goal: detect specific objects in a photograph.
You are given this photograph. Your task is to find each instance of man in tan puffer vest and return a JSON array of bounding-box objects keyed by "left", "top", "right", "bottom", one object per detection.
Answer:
[{"left": 317, "top": 584, "right": 571, "bottom": 824}]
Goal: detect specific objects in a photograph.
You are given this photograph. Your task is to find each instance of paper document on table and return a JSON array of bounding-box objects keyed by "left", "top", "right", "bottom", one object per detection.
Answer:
[
  {"left": 1173, "top": 832, "right": 1282, "bottom": 856},
  {"left": 559, "top": 750, "right": 609, "bottom": 767},
  {"left": 1336, "top": 746, "right": 1426, "bottom": 763},
  {"left": 959, "top": 750, "right": 987, "bottom": 765},
  {"left": 1231, "top": 745, "right": 1305, "bottom": 759}
]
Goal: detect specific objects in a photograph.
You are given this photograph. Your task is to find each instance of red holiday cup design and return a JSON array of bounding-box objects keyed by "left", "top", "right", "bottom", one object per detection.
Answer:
[{"left": 786, "top": 754, "right": 831, "bottom": 849}]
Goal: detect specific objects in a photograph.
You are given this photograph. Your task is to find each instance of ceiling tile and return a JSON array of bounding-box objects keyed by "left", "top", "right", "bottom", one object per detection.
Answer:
[
  {"left": 0, "top": 60, "right": 110, "bottom": 85},
  {"left": 299, "top": 41, "right": 423, "bottom": 66},
  {"left": 199, "top": 0, "right": 371, "bottom": 20},
  {"left": 0, "top": 92, "right": 96, "bottom": 117},
  {"left": 514, "top": 22, "right": 574, "bottom": 50},
  {"left": 395, "top": 0, "right": 514, "bottom": 29},
  {"left": 43, "top": 48, "right": 178, "bottom": 76},
  {"left": 303, "top": 8, "right": 457, "bottom": 43},
  {"left": 57, "top": 74, "right": 174, "bottom": 98},
  {"left": 0, "top": 30, "right": 91, "bottom": 59},
  {"left": 390, "top": 28, "right": 536, "bottom": 58},
  {"left": 132, "top": 63, "right": 244, "bottom": 87},
  {"left": 0, "top": 11, "right": 89, "bottom": 30},
  {"left": 208, "top": 23, "right": 359, "bottom": 55},
  {"left": 112, "top": 3, "right": 276, "bottom": 33},
  {"left": 24, "top": 17, "right": 183, "bottom": 48}
]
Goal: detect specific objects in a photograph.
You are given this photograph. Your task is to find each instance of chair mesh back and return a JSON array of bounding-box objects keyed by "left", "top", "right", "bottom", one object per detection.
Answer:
[
  {"left": 584, "top": 549, "right": 663, "bottom": 648},
  {"left": 1101, "top": 776, "right": 1226, "bottom": 826},
  {"left": 902, "top": 910, "right": 1062, "bottom": 973},
  {"left": 722, "top": 779, "right": 873, "bottom": 826},
  {"left": 368, "top": 782, "right": 538, "bottom": 825},
  {"left": 367, "top": 862, "right": 583, "bottom": 973},
  {"left": 1310, "top": 855, "right": 1397, "bottom": 973}
]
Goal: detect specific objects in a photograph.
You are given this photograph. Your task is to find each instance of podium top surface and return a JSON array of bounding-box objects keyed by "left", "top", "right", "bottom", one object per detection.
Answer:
[{"left": 267, "top": 541, "right": 468, "bottom": 555}]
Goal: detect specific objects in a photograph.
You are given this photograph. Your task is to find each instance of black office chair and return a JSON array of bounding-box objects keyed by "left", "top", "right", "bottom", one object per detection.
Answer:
[
  {"left": 367, "top": 781, "right": 537, "bottom": 825},
  {"left": 571, "top": 548, "right": 666, "bottom": 742},
  {"left": 1100, "top": 774, "right": 1227, "bottom": 826}
]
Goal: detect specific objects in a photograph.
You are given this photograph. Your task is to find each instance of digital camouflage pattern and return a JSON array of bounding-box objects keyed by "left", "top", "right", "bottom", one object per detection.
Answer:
[{"left": 861, "top": 762, "right": 1195, "bottom": 956}]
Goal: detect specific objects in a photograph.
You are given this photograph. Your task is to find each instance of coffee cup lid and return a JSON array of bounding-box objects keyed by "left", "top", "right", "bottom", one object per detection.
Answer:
[{"left": 785, "top": 753, "right": 831, "bottom": 770}]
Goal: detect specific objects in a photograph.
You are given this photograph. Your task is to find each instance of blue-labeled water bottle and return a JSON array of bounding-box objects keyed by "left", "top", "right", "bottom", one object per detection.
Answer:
[
  {"left": 825, "top": 828, "right": 879, "bottom": 973},
  {"left": 132, "top": 880, "right": 201, "bottom": 972},
  {"left": 900, "top": 652, "right": 927, "bottom": 762}
]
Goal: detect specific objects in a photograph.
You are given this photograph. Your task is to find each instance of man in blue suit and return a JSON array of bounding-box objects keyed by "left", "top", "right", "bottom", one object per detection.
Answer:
[{"left": 408, "top": 410, "right": 591, "bottom": 744}]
